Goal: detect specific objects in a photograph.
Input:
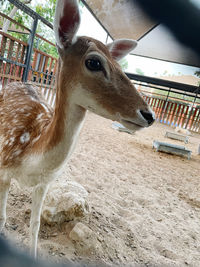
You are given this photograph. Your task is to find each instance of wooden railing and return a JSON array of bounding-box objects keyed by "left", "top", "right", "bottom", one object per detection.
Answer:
[
  {"left": 0, "top": 31, "right": 58, "bottom": 106},
  {"left": 143, "top": 95, "right": 200, "bottom": 132},
  {"left": 0, "top": 4, "right": 57, "bottom": 106},
  {"left": 29, "top": 48, "right": 58, "bottom": 106},
  {"left": 0, "top": 31, "right": 27, "bottom": 85}
]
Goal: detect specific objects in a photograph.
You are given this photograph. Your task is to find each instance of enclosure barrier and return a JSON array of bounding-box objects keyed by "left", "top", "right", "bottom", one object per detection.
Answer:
[
  {"left": 127, "top": 73, "right": 200, "bottom": 133},
  {"left": 143, "top": 95, "right": 200, "bottom": 132},
  {"left": 0, "top": 0, "right": 200, "bottom": 132},
  {"left": 0, "top": 0, "right": 58, "bottom": 106}
]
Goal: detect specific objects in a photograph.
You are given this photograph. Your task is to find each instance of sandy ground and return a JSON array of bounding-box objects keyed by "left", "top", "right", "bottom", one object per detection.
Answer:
[{"left": 3, "top": 112, "right": 200, "bottom": 266}]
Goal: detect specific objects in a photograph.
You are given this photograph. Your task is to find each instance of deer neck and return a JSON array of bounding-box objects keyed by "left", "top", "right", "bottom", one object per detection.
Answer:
[
  {"left": 51, "top": 83, "right": 85, "bottom": 142},
  {"left": 38, "top": 73, "right": 86, "bottom": 169}
]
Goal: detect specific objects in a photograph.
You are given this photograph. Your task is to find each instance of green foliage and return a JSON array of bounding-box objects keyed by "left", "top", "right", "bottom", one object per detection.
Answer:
[
  {"left": 1, "top": 1, "right": 14, "bottom": 14},
  {"left": 35, "top": 0, "right": 56, "bottom": 23},
  {"left": 35, "top": 38, "right": 58, "bottom": 57},
  {"left": 1, "top": 0, "right": 84, "bottom": 58},
  {"left": 163, "top": 70, "right": 168, "bottom": 76},
  {"left": 194, "top": 70, "right": 200, "bottom": 78},
  {"left": 135, "top": 68, "right": 145, "bottom": 76},
  {"left": 194, "top": 70, "right": 200, "bottom": 86},
  {"left": 119, "top": 58, "right": 128, "bottom": 71}
]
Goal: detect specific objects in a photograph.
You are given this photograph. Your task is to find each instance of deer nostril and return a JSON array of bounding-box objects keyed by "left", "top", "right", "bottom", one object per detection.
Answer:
[{"left": 140, "top": 110, "right": 155, "bottom": 126}]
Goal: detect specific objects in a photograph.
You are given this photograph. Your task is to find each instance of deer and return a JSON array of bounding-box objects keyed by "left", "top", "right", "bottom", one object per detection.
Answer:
[{"left": 0, "top": 0, "right": 154, "bottom": 258}]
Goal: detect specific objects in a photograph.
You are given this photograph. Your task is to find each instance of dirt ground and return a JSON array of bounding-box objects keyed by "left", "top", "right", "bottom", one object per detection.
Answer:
[{"left": 3, "top": 112, "right": 200, "bottom": 266}]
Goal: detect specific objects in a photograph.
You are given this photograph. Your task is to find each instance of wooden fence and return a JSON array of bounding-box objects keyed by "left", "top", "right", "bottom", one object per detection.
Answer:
[
  {"left": 143, "top": 95, "right": 200, "bottom": 133},
  {"left": 28, "top": 48, "right": 58, "bottom": 106},
  {"left": 0, "top": 30, "right": 58, "bottom": 106},
  {"left": 0, "top": 32, "right": 27, "bottom": 85}
]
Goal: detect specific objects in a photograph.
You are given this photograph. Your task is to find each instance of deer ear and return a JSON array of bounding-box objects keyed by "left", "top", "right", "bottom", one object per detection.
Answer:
[
  {"left": 107, "top": 39, "right": 137, "bottom": 61},
  {"left": 54, "top": 0, "right": 80, "bottom": 49}
]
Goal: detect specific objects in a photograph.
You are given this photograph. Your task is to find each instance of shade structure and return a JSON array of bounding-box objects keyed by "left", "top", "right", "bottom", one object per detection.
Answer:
[
  {"left": 131, "top": 24, "right": 200, "bottom": 67},
  {"left": 84, "top": 0, "right": 156, "bottom": 40},
  {"left": 84, "top": 0, "right": 200, "bottom": 68}
]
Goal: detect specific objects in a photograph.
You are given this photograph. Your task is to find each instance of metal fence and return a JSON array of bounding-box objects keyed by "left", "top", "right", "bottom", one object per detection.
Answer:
[
  {"left": 0, "top": 0, "right": 58, "bottom": 105},
  {"left": 127, "top": 73, "right": 200, "bottom": 132},
  {"left": 0, "top": 0, "right": 200, "bottom": 132}
]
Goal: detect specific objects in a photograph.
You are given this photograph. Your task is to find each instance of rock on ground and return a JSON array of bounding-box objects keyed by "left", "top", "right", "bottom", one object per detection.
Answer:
[{"left": 42, "top": 181, "right": 89, "bottom": 224}]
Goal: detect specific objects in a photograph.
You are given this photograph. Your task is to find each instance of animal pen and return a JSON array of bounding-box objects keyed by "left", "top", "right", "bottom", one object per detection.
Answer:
[{"left": 0, "top": 0, "right": 200, "bottom": 133}]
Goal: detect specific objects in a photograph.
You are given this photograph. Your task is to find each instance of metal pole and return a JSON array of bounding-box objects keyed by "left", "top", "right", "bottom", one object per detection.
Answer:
[
  {"left": 161, "top": 88, "right": 171, "bottom": 121},
  {"left": 22, "top": 18, "right": 38, "bottom": 82},
  {"left": 36, "top": 37, "right": 40, "bottom": 49},
  {"left": 105, "top": 33, "right": 109, "bottom": 44},
  {"left": 165, "top": 88, "right": 171, "bottom": 102}
]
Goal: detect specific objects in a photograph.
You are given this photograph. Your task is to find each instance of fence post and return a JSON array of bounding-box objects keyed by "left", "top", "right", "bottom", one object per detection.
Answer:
[
  {"left": 160, "top": 88, "right": 171, "bottom": 122},
  {"left": 22, "top": 18, "right": 38, "bottom": 82}
]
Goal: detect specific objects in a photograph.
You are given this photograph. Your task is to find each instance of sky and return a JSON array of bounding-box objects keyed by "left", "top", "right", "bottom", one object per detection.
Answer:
[{"left": 31, "top": 0, "right": 200, "bottom": 77}]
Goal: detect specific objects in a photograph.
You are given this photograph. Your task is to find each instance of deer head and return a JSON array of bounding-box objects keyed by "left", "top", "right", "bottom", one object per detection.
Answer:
[{"left": 53, "top": 0, "right": 154, "bottom": 133}]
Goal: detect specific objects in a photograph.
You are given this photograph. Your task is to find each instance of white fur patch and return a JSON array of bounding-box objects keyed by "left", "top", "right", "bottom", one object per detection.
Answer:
[
  {"left": 40, "top": 103, "right": 50, "bottom": 113},
  {"left": 20, "top": 132, "right": 30, "bottom": 144},
  {"left": 71, "top": 83, "right": 114, "bottom": 121}
]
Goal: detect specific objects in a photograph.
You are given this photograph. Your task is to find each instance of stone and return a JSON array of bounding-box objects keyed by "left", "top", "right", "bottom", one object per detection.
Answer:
[
  {"left": 42, "top": 181, "right": 89, "bottom": 224},
  {"left": 69, "top": 222, "right": 100, "bottom": 253},
  {"left": 69, "top": 222, "right": 94, "bottom": 242}
]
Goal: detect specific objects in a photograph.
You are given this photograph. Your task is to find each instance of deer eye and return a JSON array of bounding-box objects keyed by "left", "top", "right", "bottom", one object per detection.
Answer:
[{"left": 85, "top": 58, "right": 103, "bottom": 71}]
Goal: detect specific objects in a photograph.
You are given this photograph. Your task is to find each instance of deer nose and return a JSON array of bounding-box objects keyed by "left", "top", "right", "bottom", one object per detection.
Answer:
[{"left": 140, "top": 110, "right": 155, "bottom": 126}]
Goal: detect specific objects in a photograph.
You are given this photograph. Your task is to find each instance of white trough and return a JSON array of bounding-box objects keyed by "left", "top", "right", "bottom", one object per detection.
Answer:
[
  {"left": 111, "top": 122, "right": 133, "bottom": 134},
  {"left": 153, "top": 140, "right": 192, "bottom": 159},
  {"left": 165, "top": 131, "right": 189, "bottom": 144}
]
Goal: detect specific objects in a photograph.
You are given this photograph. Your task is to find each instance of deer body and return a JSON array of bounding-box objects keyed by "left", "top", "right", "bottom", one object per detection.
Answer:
[{"left": 0, "top": 0, "right": 154, "bottom": 257}]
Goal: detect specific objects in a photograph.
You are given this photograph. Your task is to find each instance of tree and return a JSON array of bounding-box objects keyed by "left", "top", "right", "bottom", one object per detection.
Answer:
[
  {"left": 119, "top": 58, "right": 128, "bottom": 71},
  {"left": 1, "top": 0, "right": 32, "bottom": 34},
  {"left": 1, "top": 0, "right": 59, "bottom": 57},
  {"left": 1, "top": 0, "right": 84, "bottom": 58},
  {"left": 135, "top": 68, "right": 145, "bottom": 76},
  {"left": 194, "top": 70, "right": 200, "bottom": 78},
  {"left": 194, "top": 70, "right": 200, "bottom": 86},
  {"left": 163, "top": 70, "right": 168, "bottom": 76}
]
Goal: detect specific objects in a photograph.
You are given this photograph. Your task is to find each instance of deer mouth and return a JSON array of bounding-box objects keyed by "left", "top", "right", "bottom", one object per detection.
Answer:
[{"left": 121, "top": 119, "right": 144, "bottom": 132}]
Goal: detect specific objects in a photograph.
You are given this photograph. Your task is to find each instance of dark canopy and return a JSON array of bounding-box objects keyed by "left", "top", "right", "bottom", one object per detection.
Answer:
[{"left": 83, "top": 0, "right": 200, "bottom": 68}]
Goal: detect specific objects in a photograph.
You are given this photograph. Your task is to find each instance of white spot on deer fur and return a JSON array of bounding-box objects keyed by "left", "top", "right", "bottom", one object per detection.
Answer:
[
  {"left": 30, "top": 96, "right": 36, "bottom": 102},
  {"left": 13, "top": 149, "right": 22, "bottom": 156},
  {"left": 32, "top": 134, "right": 41, "bottom": 144},
  {"left": 41, "top": 103, "right": 49, "bottom": 113},
  {"left": 20, "top": 132, "right": 30, "bottom": 144},
  {"left": 5, "top": 140, "right": 9, "bottom": 146},
  {"left": 37, "top": 113, "right": 43, "bottom": 120},
  {"left": 9, "top": 137, "right": 15, "bottom": 144}
]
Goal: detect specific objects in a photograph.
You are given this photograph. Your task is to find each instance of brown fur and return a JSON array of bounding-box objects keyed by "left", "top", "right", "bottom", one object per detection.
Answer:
[
  {"left": 0, "top": 37, "right": 149, "bottom": 168},
  {"left": 0, "top": 83, "right": 53, "bottom": 167}
]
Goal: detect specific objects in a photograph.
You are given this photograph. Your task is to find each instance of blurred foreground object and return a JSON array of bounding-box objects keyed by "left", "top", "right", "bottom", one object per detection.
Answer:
[
  {"left": 134, "top": 0, "right": 200, "bottom": 56},
  {"left": 0, "top": 237, "right": 81, "bottom": 267},
  {"left": 0, "top": 237, "right": 60, "bottom": 267}
]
